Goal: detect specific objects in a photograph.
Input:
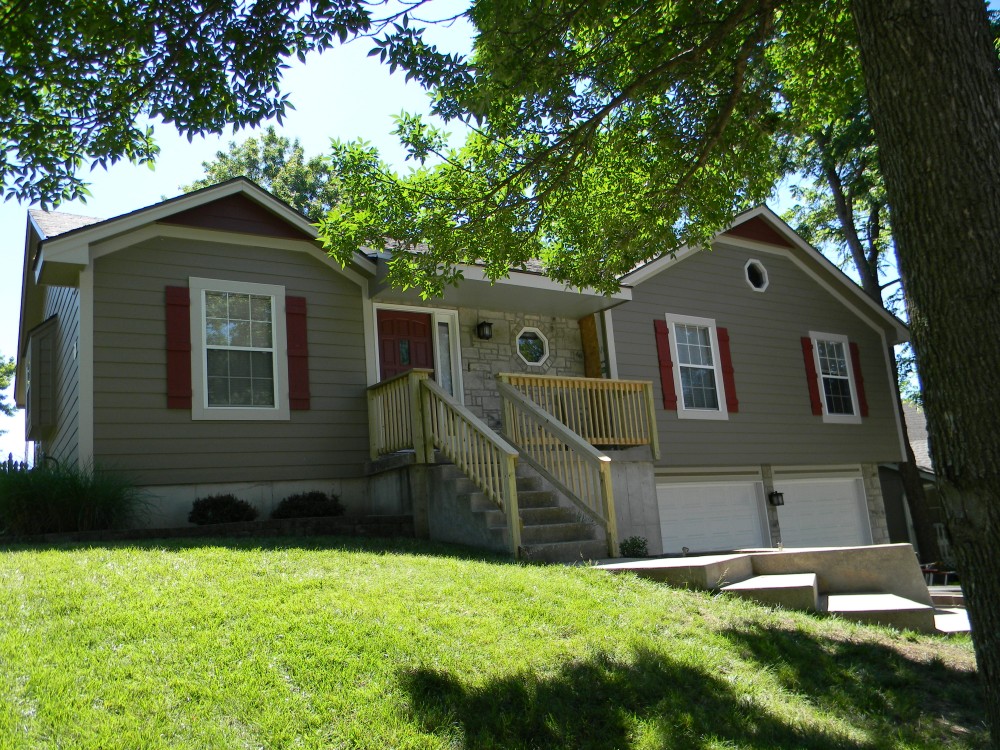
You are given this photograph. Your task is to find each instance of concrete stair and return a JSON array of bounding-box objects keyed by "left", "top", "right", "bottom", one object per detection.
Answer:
[
  {"left": 597, "top": 545, "right": 959, "bottom": 634},
  {"left": 449, "top": 463, "right": 609, "bottom": 563}
]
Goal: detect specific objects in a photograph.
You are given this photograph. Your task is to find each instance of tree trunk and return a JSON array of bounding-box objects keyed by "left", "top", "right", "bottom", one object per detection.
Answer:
[{"left": 852, "top": 0, "right": 1000, "bottom": 742}]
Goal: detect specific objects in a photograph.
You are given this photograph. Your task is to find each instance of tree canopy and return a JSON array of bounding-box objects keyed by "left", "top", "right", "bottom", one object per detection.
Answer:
[
  {"left": 183, "top": 127, "right": 339, "bottom": 223},
  {"left": 0, "top": 0, "right": 370, "bottom": 206},
  {"left": 0, "top": 355, "right": 15, "bottom": 436}
]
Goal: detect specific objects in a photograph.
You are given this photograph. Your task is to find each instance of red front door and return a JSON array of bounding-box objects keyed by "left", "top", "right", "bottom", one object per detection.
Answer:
[{"left": 377, "top": 310, "right": 434, "bottom": 380}]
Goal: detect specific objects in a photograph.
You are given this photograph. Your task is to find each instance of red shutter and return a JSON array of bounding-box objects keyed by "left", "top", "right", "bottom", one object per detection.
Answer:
[
  {"left": 801, "top": 337, "right": 823, "bottom": 415},
  {"left": 653, "top": 320, "right": 677, "bottom": 410},
  {"left": 286, "top": 296, "right": 310, "bottom": 410},
  {"left": 716, "top": 327, "right": 739, "bottom": 413},
  {"left": 165, "top": 286, "right": 192, "bottom": 409},
  {"left": 849, "top": 341, "right": 869, "bottom": 417}
]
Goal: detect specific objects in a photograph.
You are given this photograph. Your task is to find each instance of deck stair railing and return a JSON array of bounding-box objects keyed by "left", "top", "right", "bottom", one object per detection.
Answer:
[
  {"left": 497, "top": 374, "right": 660, "bottom": 459},
  {"left": 367, "top": 370, "right": 522, "bottom": 555},
  {"left": 497, "top": 380, "right": 619, "bottom": 557}
]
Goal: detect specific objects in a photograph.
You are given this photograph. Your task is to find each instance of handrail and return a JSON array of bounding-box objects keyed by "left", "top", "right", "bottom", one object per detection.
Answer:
[
  {"left": 498, "top": 380, "right": 619, "bottom": 557},
  {"left": 498, "top": 373, "right": 660, "bottom": 460},
  {"left": 421, "top": 378, "right": 522, "bottom": 555},
  {"left": 367, "top": 369, "right": 434, "bottom": 462}
]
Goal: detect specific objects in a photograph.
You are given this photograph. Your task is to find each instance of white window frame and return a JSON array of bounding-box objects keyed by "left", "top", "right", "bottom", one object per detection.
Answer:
[
  {"left": 809, "top": 330, "right": 862, "bottom": 425},
  {"left": 515, "top": 326, "right": 549, "bottom": 367},
  {"left": 665, "top": 313, "right": 728, "bottom": 421},
  {"left": 190, "top": 277, "right": 290, "bottom": 421},
  {"left": 744, "top": 259, "right": 769, "bottom": 292},
  {"left": 372, "top": 303, "right": 464, "bottom": 402}
]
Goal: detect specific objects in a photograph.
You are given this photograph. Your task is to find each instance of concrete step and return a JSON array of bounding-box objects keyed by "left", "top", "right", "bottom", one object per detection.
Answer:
[
  {"left": 476, "top": 505, "right": 579, "bottom": 530},
  {"left": 520, "top": 521, "right": 596, "bottom": 545},
  {"left": 450, "top": 474, "right": 542, "bottom": 496},
  {"left": 721, "top": 573, "right": 819, "bottom": 611},
  {"left": 929, "top": 586, "right": 964, "bottom": 607},
  {"left": 467, "top": 489, "right": 560, "bottom": 512},
  {"left": 824, "top": 593, "right": 936, "bottom": 633},
  {"left": 522, "top": 539, "right": 610, "bottom": 563},
  {"left": 597, "top": 554, "right": 754, "bottom": 590}
]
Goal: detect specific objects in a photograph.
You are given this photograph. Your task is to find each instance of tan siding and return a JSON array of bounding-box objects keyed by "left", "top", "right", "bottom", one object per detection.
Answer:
[
  {"left": 613, "top": 242, "right": 903, "bottom": 468},
  {"left": 92, "top": 236, "right": 369, "bottom": 485},
  {"left": 41, "top": 285, "right": 80, "bottom": 466}
]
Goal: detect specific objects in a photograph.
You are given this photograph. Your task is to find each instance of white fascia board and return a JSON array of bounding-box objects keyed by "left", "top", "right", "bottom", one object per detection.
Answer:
[
  {"left": 38, "top": 179, "right": 375, "bottom": 278},
  {"left": 15, "top": 216, "right": 43, "bottom": 405},
  {"left": 621, "top": 204, "right": 908, "bottom": 344}
]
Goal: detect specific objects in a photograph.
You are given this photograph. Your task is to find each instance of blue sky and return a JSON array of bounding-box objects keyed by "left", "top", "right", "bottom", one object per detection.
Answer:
[{"left": 0, "top": 12, "right": 473, "bottom": 458}]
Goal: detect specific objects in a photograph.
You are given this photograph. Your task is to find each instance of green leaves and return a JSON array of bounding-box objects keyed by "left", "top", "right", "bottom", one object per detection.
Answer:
[{"left": 0, "top": 0, "right": 373, "bottom": 207}]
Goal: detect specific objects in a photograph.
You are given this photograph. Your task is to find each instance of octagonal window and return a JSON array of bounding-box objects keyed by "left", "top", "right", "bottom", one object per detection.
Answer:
[{"left": 516, "top": 327, "right": 549, "bottom": 366}]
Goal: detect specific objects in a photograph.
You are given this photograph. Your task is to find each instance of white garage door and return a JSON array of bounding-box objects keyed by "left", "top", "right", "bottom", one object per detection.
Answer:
[
  {"left": 773, "top": 476, "right": 872, "bottom": 548},
  {"left": 657, "top": 481, "right": 768, "bottom": 554}
]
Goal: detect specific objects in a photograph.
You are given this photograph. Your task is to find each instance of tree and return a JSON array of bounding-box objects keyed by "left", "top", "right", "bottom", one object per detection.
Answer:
[
  {"left": 183, "top": 127, "right": 340, "bottom": 223},
  {"left": 0, "top": 355, "right": 15, "bottom": 420},
  {"left": 0, "top": 0, "right": 371, "bottom": 207},
  {"left": 783, "top": 104, "right": 942, "bottom": 563},
  {"left": 318, "top": 0, "right": 1000, "bottom": 736}
]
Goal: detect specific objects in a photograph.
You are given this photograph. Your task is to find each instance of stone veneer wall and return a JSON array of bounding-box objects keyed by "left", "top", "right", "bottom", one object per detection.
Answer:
[
  {"left": 458, "top": 308, "right": 587, "bottom": 430},
  {"left": 862, "top": 462, "right": 891, "bottom": 544}
]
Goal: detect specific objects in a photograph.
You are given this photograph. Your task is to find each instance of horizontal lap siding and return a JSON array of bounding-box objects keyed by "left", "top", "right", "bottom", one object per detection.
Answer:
[
  {"left": 43, "top": 286, "right": 80, "bottom": 465},
  {"left": 613, "top": 242, "right": 902, "bottom": 467},
  {"left": 92, "top": 237, "right": 368, "bottom": 485}
]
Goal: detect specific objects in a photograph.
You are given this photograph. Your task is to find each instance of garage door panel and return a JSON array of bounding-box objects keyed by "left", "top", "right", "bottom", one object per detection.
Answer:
[
  {"left": 774, "top": 477, "right": 871, "bottom": 548},
  {"left": 658, "top": 481, "right": 766, "bottom": 554}
]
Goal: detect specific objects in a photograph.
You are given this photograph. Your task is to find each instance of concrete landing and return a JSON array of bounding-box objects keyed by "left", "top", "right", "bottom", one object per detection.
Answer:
[
  {"left": 597, "top": 554, "right": 753, "bottom": 589},
  {"left": 722, "top": 573, "right": 819, "bottom": 611},
  {"left": 826, "top": 593, "right": 936, "bottom": 633},
  {"left": 934, "top": 607, "right": 971, "bottom": 634}
]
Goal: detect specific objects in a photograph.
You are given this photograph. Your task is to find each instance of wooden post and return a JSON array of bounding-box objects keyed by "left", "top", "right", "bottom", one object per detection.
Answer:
[
  {"left": 503, "top": 453, "right": 522, "bottom": 558},
  {"left": 598, "top": 457, "right": 619, "bottom": 558},
  {"left": 367, "top": 389, "right": 380, "bottom": 460},
  {"left": 409, "top": 371, "right": 429, "bottom": 464},
  {"left": 419, "top": 378, "right": 435, "bottom": 464},
  {"left": 643, "top": 381, "right": 661, "bottom": 460}
]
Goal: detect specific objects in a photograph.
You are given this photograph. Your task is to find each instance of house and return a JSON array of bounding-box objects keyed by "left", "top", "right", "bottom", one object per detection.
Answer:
[{"left": 14, "top": 178, "right": 908, "bottom": 559}]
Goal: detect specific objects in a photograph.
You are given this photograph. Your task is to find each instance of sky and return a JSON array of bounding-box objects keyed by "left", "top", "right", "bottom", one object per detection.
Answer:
[{"left": 0, "top": 9, "right": 473, "bottom": 459}]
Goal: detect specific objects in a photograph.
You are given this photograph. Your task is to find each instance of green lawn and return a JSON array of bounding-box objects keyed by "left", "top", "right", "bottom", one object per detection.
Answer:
[{"left": 0, "top": 537, "right": 986, "bottom": 749}]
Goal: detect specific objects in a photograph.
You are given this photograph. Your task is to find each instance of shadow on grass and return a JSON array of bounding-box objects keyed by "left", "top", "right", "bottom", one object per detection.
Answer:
[
  {"left": 402, "top": 635, "right": 988, "bottom": 750},
  {"left": 0, "top": 533, "right": 517, "bottom": 564},
  {"left": 403, "top": 646, "right": 860, "bottom": 750},
  {"left": 719, "top": 623, "right": 987, "bottom": 746}
]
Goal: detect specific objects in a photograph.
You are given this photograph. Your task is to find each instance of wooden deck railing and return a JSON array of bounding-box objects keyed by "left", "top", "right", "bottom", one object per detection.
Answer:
[
  {"left": 498, "top": 380, "right": 619, "bottom": 557},
  {"left": 367, "top": 370, "right": 522, "bottom": 556},
  {"left": 497, "top": 373, "right": 660, "bottom": 459},
  {"left": 367, "top": 369, "right": 435, "bottom": 463}
]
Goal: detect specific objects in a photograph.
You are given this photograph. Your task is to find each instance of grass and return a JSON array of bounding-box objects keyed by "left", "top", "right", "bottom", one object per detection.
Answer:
[{"left": 0, "top": 536, "right": 986, "bottom": 749}]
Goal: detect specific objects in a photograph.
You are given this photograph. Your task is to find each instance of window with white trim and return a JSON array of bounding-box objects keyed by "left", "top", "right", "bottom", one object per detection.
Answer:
[
  {"left": 810, "top": 331, "right": 861, "bottom": 424},
  {"left": 666, "top": 313, "right": 728, "bottom": 420},
  {"left": 190, "top": 277, "right": 290, "bottom": 420},
  {"left": 516, "top": 327, "right": 549, "bottom": 366}
]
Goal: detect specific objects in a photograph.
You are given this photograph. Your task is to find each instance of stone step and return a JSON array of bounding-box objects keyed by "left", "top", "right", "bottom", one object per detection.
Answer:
[
  {"left": 721, "top": 573, "right": 819, "bottom": 611},
  {"left": 824, "top": 593, "right": 936, "bottom": 633},
  {"left": 521, "top": 539, "right": 610, "bottom": 564}
]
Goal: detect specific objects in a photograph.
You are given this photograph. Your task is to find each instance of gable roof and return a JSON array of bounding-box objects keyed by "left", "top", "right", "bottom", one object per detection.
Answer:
[
  {"left": 29, "top": 210, "right": 103, "bottom": 239},
  {"left": 620, "top": 205, "right": 909, "bottom": 344}
]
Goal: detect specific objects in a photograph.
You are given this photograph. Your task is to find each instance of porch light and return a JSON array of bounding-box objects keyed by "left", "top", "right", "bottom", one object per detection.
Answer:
[
  {"left": 768, "top": 491, "right": 785, "bottom": 506},
  {"left": 476, "top": 321, "right": 493, "bottom": 340}
]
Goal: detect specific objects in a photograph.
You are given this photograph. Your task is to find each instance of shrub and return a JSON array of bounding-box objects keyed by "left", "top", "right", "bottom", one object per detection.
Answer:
[
  {"left": 619, "top": 535, "right": 649, "bottom": 558},
  {"left": 271, "top": 491, "right": 344, "bottom": 519},
  {"left": 0, "top": 461, "right": 145, "bottom": 536},
  {"left": 188, "top": 494, "right": 258, "bottom": 525}
]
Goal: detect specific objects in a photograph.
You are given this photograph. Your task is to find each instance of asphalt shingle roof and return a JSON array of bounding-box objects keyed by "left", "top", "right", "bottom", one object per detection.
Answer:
[{"left": 29, "top": 209, "right": 104, "bottom": 239}]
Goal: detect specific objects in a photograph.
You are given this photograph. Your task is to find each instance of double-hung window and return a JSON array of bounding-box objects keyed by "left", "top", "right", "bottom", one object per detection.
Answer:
[
  {"left": 666, "top": 313, "right": 728, "bottom": 420},
  {"left": 809, "top": 331, "right": 861, "bottom": 424},
  {"left": 190, "top": 277, "right": 289, "bottom": 420}
]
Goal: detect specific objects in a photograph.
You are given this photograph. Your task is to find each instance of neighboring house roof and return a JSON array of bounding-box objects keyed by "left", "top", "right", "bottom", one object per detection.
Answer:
[
  {"left": 28, "top": 210, "right": 103, "bottom": 239},
  {"left": 621, "top": 205, "right": 909, "bottom": 345},
  {"left": 902, "top": 402, "right": 933, "bottom": 473}
]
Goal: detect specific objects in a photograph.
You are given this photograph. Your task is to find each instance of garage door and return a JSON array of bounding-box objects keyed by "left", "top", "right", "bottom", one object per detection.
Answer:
[
  {"left": 773, "top": 476, "right": 872, "bottom": 548},
  {"left": 657, "top": 481, "right": 768, "bottom": 554}
]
